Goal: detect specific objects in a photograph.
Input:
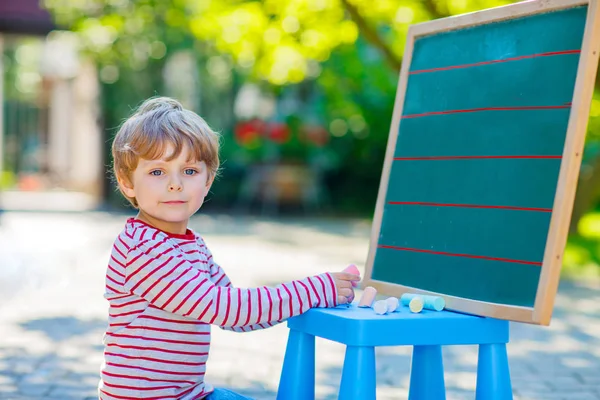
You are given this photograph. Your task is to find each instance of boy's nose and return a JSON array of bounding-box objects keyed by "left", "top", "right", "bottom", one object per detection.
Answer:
[{"left": 168, "top": 183, "right": 182, "bottom": 192}]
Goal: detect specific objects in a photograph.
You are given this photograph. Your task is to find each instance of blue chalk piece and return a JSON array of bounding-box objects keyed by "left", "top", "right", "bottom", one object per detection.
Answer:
[{"left": 401, "top": 293, "right": 445, "bottom": 311}]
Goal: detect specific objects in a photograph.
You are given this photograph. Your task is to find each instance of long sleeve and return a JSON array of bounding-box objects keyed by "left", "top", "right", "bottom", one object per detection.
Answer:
[
  {"left": 202, "top": 241, "right": 232, "bottom": 288},
  {"left": 206, "top": 250, "right": 286, "bottom": 332},
  {"left": 124, "top": 235, "right": 338, "bottom": 328},
  {"left": 201, "top": 242, "right": 267, "bottom": 332},
  {"left": 201, "top": 244, "right": 269, "bottom": 332}
]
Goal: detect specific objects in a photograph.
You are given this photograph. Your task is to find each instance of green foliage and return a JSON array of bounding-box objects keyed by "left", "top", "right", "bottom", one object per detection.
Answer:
[
  {"left": 564, "top": 212, "right": 600, "bottom": 279},
  {"left": 43, "top": 0, "right": 192, "bottom": 68},
  {"left": 44, "top": 0, "right": 516, "bottom": 83},
  {"left": 588, "top": 89, "right": 600, "bottom": 142}
]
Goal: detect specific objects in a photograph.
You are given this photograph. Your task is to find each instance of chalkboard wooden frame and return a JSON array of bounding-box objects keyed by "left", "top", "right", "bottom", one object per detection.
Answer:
[{"left": 362, "top": 0, "right": 600, "bottom": 325}]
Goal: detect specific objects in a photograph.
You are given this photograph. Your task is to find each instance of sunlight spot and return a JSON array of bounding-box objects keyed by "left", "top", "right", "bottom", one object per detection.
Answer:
[
  {"left": 223, "top": 26, "right": 241, "bottom": 44},
  {"left": 395, "top": 7, "right": 415, "bottom": 24},
  {"left": 282, "top": 16, "right": 300, "bottom": 33},
  {"left": 563, "top": 357, "right": 593, "bottom": 368},
  {"left": 264, "top": 27, "right": 281, "bottom": 45},
  {"left": 330, "top": 119, "right": 348, "bottom": 137},
  {"left": 579, "top": 212, "right": 600, "bottom": 238},
  {"left": 591, "top": 99, "right": 600, "bottom": 117}
]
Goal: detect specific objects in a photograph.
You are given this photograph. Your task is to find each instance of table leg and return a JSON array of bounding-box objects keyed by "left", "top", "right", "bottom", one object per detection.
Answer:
[
  {"left": 476, "top": 343, "right": 512, "bottom": 400},
  {"left": 339, "top": 345, "right": 376, "bottom": 400},
  {"left": 409, "top": 345, "right": 446, "bottom": 400},
  {"left": 277, "top": 329, "right": 315, "bottom": 400}
]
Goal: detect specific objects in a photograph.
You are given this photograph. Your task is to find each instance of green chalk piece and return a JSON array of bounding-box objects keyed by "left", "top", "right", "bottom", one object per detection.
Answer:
[{"left": 401, "top": 293, "right": 445, "bottom": 311}]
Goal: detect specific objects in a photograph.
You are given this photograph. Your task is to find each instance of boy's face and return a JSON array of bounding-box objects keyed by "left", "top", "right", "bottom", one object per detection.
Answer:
[{"left": 118, "top": 142, "right": 213, "bottom": 234}]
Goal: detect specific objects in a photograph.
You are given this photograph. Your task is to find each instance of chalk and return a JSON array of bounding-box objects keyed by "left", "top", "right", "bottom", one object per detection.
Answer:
[
  {"left": 343, "top": 264, "right": 361, "bottom": 287},
  {"left": 373, "top": 300, "right": 388, "bottom": 315},
  {"left": 407, "top": 296, "right": 424, "bottom": 313},
  {"left": 401, "top": 293, "right": 445, "bottom": 311},
  {"left": 358, "top": 286, "right": 377, "bottom": 307},
  {"left": 385, "top": 297, "right": 399, "bottom": 313}
]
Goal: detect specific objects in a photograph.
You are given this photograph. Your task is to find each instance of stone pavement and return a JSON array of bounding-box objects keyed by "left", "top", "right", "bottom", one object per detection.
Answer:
[{"left": 1, "top": 211, "right": 600, "bottom": 400}]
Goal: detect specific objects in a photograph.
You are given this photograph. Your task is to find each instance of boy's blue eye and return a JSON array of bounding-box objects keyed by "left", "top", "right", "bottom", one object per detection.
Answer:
[
  {"left": 184, "top": 169, "right": 197, "bottom": 176},
  {"left": 150, "top": 170, "right": 163, "bottom": 176}
]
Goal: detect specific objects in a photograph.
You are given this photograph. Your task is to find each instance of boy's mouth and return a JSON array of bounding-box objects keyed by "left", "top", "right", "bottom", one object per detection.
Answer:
[{"left": 163, "top": 201, "right": 187, "bottom": 204}]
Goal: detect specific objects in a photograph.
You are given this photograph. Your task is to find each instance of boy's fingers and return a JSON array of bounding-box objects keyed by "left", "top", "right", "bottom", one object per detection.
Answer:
[
  {"left": 337, "top": 295, "right": 349, "bottom": 305},
  {"left": 339, "top": 272, "right": 361, "bottom": 281},
  {"left": 338, "top": 287, "right": 353, "bottom": 297},
  {"left": 337, "top": 280, "right": 352, "bottom": 289}
]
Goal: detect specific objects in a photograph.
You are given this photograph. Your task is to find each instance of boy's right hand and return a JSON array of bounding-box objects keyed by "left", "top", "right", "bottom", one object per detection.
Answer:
[{"left": 330, "top": 272, "right": 361, "bottom": 305}]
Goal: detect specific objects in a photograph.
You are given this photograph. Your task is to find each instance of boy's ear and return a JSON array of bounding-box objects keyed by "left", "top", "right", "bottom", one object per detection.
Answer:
[
  {"left": 206, "top": 174, "right": 215, "bottom": 189},
  {"left": 117, "top": 172, "right": 135, "bottom": 198}
]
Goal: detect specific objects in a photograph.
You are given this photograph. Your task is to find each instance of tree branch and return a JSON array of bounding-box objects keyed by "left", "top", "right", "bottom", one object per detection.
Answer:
[
  {"left": 340, "top": 0, "right": 402, "bottom": 72},
  {"left": 421, "top": 0, "right": 444, "bottom": 19}
]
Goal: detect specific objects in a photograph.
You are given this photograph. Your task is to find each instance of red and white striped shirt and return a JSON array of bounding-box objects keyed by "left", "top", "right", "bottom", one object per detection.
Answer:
[{"left": 99, "top": 218, "right": 338, "bottom": 400}]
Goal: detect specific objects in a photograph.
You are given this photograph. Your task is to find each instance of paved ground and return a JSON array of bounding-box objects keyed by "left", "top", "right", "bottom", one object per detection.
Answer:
[{"left": 0, "top": 211, "right": 600, "bottom": 400}]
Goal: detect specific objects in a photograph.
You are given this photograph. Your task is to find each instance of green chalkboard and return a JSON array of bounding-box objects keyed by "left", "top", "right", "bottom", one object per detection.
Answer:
[{"left": 363, "top": 0, "right": 600, "bottom": 325}]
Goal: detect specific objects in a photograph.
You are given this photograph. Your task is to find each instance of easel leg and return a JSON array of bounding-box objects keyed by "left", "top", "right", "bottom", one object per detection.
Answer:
[
  {"left": 476, "top": 343, "right": 513, "bottom": 400},
  {"left": 409, "top": 345, "right": 446, "bottom": 400},
  {"left": 277, "top": 329, "right": 315, "bottom": 400},
  {"left": 339, "top": 345, "right": 376, "bottom": 400}
]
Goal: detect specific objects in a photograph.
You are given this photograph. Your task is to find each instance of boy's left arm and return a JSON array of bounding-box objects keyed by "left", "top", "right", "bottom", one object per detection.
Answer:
[
  {"left": 202, "top": 238, "right": 283, "bottom": 333},
  {"left": 215, "top": 265, "right": 284, "bottom": 333}
]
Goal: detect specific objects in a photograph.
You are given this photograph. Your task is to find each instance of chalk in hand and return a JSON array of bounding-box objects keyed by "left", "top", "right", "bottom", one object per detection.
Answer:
[
  {"left": 401, "top": 293, "right": 445, "bottom": 311},
  {"left": 343, "top": 264, "right": 361, "bottom": 287},
  {"left": 358, "top": 286, "right": 377, "bottom": 307},
  {"left": 385, "top": 297, "right": 399, "bottom": 313},
  {"left": 373, "top": 300, "right": 388, "bottom": 315}
]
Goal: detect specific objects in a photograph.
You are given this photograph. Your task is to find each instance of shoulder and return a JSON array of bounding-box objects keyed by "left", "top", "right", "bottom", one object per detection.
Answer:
[
  {"left": 192, "top": 231, "right": 210, "bottom": 252},
  {"left": 121, "top": 219, "right": 172, "bottom": 255}
]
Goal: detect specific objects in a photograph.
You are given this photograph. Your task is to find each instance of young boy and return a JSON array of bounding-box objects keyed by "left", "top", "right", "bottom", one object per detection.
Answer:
[{"left": 100, "top": 97, "right": 360, "bottom": 400}]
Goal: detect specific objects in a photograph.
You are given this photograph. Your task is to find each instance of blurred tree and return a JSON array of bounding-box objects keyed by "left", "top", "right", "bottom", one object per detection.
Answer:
[
  {"left": 571, "top": 88, "right": 600, "bottom": 233},
  {"left": 43, "top": 0, "right": 198, "bottom": 204},
  {"left": 189, "top": 0, "right": 515, "bottom": 83},
  {"left": 43, "top": 0, "right": 514, "bottom": 85}
]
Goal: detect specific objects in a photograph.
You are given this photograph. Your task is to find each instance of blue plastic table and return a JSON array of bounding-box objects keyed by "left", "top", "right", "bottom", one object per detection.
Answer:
[{"left": 277, "top": 303, "right": 512, "bottom": 400}]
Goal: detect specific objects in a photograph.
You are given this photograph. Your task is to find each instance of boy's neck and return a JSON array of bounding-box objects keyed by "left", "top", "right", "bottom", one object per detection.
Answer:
[{"left": 135, "top": 210, "right": 189, "bottom": 235}]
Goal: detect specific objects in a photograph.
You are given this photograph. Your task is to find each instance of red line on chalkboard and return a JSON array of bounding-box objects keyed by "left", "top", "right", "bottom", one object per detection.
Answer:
[
  {"left": 402, "top": 105, "right": 571, "bottom": 119},
  {"left": 388, "top": 201, "right": 551, "bottom": 212},
  {"left": 409, "top": 50, "right": 581, "bottom": 75},
  {"left": 393, "top": 155, "right": 562, "bottom": 160},
  {"left": 378, "top": 244, "right": 542, "bottom": 266}
]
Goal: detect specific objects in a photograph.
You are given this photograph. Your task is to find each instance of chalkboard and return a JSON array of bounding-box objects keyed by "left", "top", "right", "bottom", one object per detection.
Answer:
[{"left": 362, "top": 0, "right": 600, "bottom": 325}]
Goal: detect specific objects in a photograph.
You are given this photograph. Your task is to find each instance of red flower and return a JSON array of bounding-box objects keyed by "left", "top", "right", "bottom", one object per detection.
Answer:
[
  {"left": 234, "top": 119, "right": 266, "bottom": 145},
  {"left": 301, "top": 124, "right": 329, "bottom": 147},
  {"left": 266, "top": 122, "right": 290, "bottom": 144}
]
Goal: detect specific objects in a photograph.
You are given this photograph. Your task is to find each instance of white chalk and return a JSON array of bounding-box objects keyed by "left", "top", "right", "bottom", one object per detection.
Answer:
[
  {"left": 373, "top": 300, "right": 388, "bottom": 315},
  {"left": 385, "top": 297, "right": 399, "bottom": 312},
  {"left": 358, "top": 286, "right": 377, "bottom": 308}
]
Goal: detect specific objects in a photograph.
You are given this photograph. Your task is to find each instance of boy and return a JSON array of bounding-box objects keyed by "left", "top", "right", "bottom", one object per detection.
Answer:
[{"left": 100, "top": 97, "right": 360, "bottom": 399}]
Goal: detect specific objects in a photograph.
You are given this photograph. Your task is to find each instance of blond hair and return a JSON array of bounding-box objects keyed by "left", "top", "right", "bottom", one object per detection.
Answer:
[{"left": 112, "top": 96, "right": 220, "bottom": 207}]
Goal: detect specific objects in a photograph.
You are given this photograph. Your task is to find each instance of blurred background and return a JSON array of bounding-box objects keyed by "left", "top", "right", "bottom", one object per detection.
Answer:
[{"left": 2, "top": 0, "right": 600, "bottom": 399}]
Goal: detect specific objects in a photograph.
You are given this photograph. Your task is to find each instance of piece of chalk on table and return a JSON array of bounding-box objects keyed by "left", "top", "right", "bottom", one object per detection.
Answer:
[
  {"left": 408, "top": 296, "right": 424, "bottom": 313},
  {"left": 385, "top": 297, "right": 399, "bottom": 313},
  {"left": 343, "top": 264, "right": 361, "bottom": 287},
  {"left": 373, "top": 300, "right": 388, "bottom": 315},
  {"left": 401, "top": 293, "right": 445, "bottom": 311},
  {"left": 358, "top": 286, "right": 377, "bottom": 307}
]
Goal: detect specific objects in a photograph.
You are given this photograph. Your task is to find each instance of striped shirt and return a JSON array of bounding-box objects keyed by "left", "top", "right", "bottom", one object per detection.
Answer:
[{"left": 99, "top": 218, "right": 338, "bottom": 400}]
